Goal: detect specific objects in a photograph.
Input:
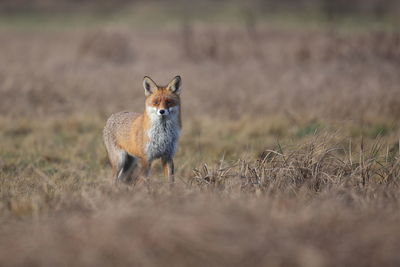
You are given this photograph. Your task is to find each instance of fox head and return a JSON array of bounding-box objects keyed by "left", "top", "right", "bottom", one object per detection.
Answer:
[{"left": 143, "top": 76, "right": 182, "bottom": 118}]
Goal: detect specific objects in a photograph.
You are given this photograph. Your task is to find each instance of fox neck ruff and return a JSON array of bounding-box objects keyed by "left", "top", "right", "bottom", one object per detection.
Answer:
[{"left": 145, "top": 106, "right": 181, "bottom": 161}]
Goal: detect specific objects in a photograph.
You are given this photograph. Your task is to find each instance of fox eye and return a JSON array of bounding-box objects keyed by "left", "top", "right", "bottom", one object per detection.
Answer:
[
  {"left": 166, "top": 100, "right": 174, "bottom": 106},
  {"left": 153, "top": 100, "right": 160, "bottom": 105}
]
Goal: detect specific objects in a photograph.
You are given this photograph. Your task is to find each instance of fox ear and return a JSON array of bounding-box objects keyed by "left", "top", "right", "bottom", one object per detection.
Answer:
[
  {"left": 143, "top": 76, "right": 158, "bottom": 96},
  {"left": 167, "top": 75, "right": 182, "bottom": 94}
]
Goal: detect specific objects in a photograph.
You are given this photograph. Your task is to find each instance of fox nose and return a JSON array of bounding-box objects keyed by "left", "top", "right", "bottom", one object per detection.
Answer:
[{"left": 159, "top": 109, "right": 165, "bottom": 115}]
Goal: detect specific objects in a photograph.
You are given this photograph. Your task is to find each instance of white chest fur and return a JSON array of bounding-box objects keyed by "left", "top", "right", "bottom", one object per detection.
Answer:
[{"left": 146, "top": 107, "right": 180, "bottom": 161}]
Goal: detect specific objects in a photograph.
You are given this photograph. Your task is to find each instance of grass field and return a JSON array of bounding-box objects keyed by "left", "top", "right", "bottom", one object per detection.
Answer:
[{"left": 1, "top": 9, "right": 400, "bottom": 266}]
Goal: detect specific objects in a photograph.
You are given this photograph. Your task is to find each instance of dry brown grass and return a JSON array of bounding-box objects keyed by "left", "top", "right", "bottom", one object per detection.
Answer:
[
  {"left": 1, "top": 20, "right": 400, "bottom": 266},
  {"left": 1, "top": 25, "right": 400, "bottom": 120}
]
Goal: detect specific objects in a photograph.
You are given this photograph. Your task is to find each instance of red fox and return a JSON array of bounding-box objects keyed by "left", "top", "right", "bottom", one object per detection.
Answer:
[{"left": 103, "top": 76, "right": 182, "bottom": 184}]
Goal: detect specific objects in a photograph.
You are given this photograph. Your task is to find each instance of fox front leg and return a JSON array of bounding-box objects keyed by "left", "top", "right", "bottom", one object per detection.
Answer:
[
  {"left": 140, "top": 160, "right": 153, "bottom": 191},
  {"left": 162, "top": 158, "right": 175, "bottom": 186}
]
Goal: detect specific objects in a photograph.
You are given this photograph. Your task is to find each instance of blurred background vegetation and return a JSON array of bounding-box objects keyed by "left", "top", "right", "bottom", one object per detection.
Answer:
[{"left": 0, "top": 0, "right": 399, "bottom": 30}]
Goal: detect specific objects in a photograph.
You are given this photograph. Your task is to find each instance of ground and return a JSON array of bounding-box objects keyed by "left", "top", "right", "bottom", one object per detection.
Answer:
[{"left": 0, "top": 8, "right": 400, "bottom": 267}]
